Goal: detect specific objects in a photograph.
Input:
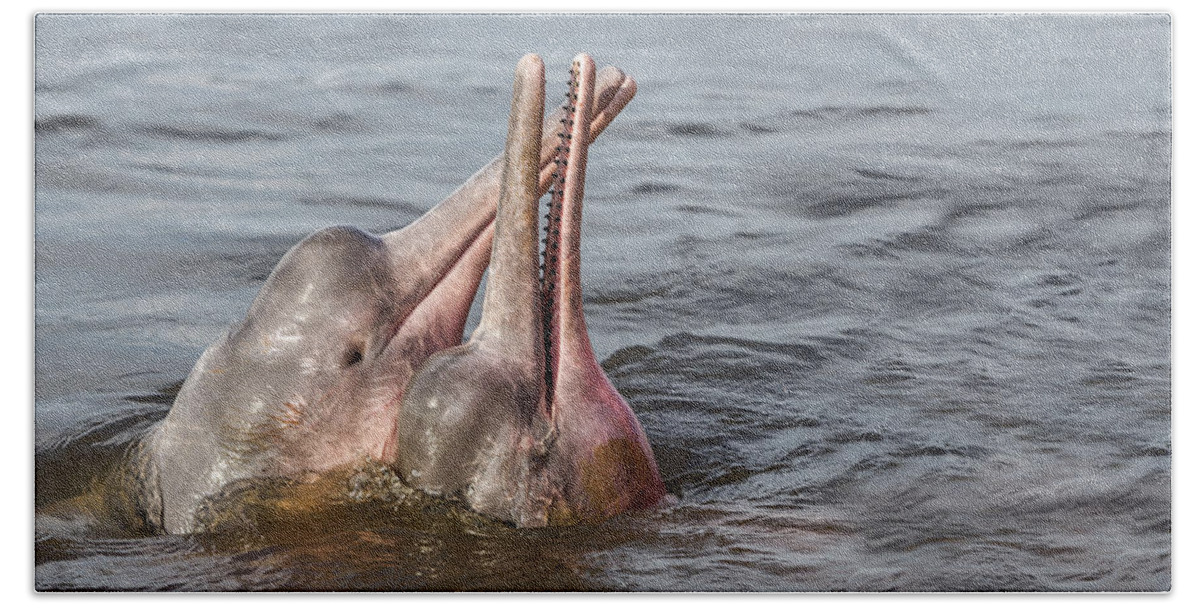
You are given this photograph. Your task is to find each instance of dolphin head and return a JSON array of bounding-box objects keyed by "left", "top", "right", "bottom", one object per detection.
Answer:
[
  {"left": 143, "top": 218, "right": 494, "bottom": 535},
  {"left": 169, "top": 222, "right": 491, "bottom": 473},
  {"left": 394, "top": 54, "right": 665, "bottom": 527},
  {"left": 139, "top": 59, "right": 638, "bottom": 534}
]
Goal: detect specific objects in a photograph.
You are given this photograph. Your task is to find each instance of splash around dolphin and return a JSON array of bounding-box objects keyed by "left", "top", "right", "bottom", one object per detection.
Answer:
[{"left": 120, "top": 54, "right": 662, "bottom": 535}]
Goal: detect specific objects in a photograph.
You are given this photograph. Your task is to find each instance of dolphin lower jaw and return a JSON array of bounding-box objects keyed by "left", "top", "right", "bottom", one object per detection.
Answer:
[{"left": 543, "top": 58, "right": 667, "bottom": 514}]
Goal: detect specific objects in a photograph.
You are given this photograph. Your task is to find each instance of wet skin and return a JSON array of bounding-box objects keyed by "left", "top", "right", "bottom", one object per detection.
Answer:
[
  {"left": 395, "top": 54, "right": 667, "bottom": 527},
  {"left": 134, "top": 59, "right": 640, "bottom": 534}
]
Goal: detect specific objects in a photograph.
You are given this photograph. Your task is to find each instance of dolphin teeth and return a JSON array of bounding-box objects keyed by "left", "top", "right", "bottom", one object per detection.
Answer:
[{"left": 541, "top": 60, "right": 580, "bottom": 366}]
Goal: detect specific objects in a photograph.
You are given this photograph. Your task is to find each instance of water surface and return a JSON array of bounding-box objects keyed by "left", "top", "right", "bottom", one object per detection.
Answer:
[{"left": 34, "top": 14, "right": 1171, "bottom": 591}]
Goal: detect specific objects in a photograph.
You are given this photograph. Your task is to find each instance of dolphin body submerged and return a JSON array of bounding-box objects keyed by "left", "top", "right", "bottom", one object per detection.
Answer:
[{"left": 128, "top": 54, "right": 663, "bottom": 534}]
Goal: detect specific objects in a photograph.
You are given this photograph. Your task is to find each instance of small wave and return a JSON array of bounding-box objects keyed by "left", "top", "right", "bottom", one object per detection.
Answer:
[
  {"left": 737, "top": 121, "right": 778, "bottom": 134},
  {"left": 890, "top": 443, "right": 987, "bottom": 459},
  {"left": 658, "top": 332, "right": 825, "bottom": 366},
  {"left": 36, "top": 114, "right": 102, "bottom": 133},
  {"left": 334, "top": 77, "right": 419, "bottom": 97},
  {"left": 1081, "top": 359, "right": 1138, "bottom": 386},
  {"left": 1102, "top": 128, "right": 1170, "bottom": 143},
  {"left": 667, "top": 122, "right": 728, "bottom": 138},
  {"left": 675, "top": 204, "right": 741, "bottom": 218},
  {"left": 585, "top": 283, "right": 672, "bottom": 307},
  {"left": 311, "top": 112, "right": 368, "bottom": 133},
  {"left": 1036, "top": 273, "right": 1082, "bottom": 288},
  {"left": 975, "top": 137, "right": 1086, "bottom": 151},
  {"left": 35, "top": 400, "right": 168, "bottom": 508},
  {"left": 828, "top": 431, "right": 885, "bottom": 444},
  {"left": 297, "top": 195, "right": 425, "bottom": 215},
  {"left": 806, "top": 192, "right": 911, "bottom": 219},
  {"left": 212, "top": 245, "right": 292, "bottom": 285},
  {"left": 732, "top": 230, "right": 777, "bottom": 241},
  {"left": 704, "top": 463, "right": 789, "bottom": 487},
  {"left": 143, "top": 124, "right": 285, "bottom": 143},
  {"left": 790, "top": 105, "right": 933, "bottom": 121},
  {"left": 1121, "top": 443, "right": 1170, "bottom": 458},
  {"left": 601, "top": 344, "right": 656, "bottom": 369},
  {"left": 372, "top": 80, "right": 413, "bottom": 94},
  {"left": 630, "top": 182, "right": 679, "bottom": 195},
  {"left": 620, "top": 119, "right": 734, "bottom": 141},
  {"left": 853, "top": 168, "right": 923, "bottom": 183},
  {"left": 123, "top": 381, "right": 184, "bottom": 405},
  {"left": 839, "top": 242, "right": 902, "bottom": 260},
  {"left": 1073, "top": 201, "right": 1150, "bottom": 222},
  {"left": 879, "top": 227, "right": 959, "bottom": 254}
]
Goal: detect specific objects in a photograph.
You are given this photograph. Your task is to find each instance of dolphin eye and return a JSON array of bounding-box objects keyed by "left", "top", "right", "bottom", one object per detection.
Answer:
[{"left": 343, "top": 344, "right": 364, "bottom": 367}]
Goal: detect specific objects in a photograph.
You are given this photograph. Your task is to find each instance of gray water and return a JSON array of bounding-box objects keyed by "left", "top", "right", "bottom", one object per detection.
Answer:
[{"left": 34, "top": 14, "right": 1171, "bottom": 591}]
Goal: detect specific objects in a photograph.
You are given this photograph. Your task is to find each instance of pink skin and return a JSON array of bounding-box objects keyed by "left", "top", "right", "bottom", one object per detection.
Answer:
[{"left": 395, "top": 54, "right": 665, "bottom": 527}]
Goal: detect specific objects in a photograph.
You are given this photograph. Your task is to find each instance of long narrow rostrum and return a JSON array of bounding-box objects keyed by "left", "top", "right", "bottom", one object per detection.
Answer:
[
  {"left": 477, "top": 55, "right": 545, "bottom": 358},
  {"left": 540, "top": 61, "right": 582, "bottom": 404}
]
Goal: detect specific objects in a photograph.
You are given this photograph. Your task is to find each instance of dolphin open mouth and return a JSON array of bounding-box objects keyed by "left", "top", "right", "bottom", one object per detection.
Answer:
[
  {"left": 540, "top": 55, "right": 599, "bottom": 409},
  {"left": 375, "top": 60, "right": 635, "bottom": 377},
  {"left": 374, "top": 55, "right": 638, "bottom": 430},
  {"left": 394, "top": 54, "right": 663, "bottom": 526},
  {"left": 373, "top": 60, "right": 636, "bottom": 456}
]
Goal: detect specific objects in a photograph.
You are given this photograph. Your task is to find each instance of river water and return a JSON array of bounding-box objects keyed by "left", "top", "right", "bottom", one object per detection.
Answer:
[{"left": 34, "top": 13, "right": 1171, "bottom": 591}]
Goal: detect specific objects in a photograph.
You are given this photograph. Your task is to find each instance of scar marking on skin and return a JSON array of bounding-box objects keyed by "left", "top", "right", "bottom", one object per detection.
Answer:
[
  {"left": 268, "top": 400, "right": 305, "bottom": 427},
  {"left": 300, "top": 356, "right": 320, "bottom": 375}
]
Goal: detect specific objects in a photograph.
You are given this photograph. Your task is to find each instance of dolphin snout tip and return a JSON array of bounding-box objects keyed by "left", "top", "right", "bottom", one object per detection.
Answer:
[
  {"left": 597, "top": 64, "right": 626, "bottom": 82},
  {"left": 517, "top": 53, "right": 544, "bottom": 73}
]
